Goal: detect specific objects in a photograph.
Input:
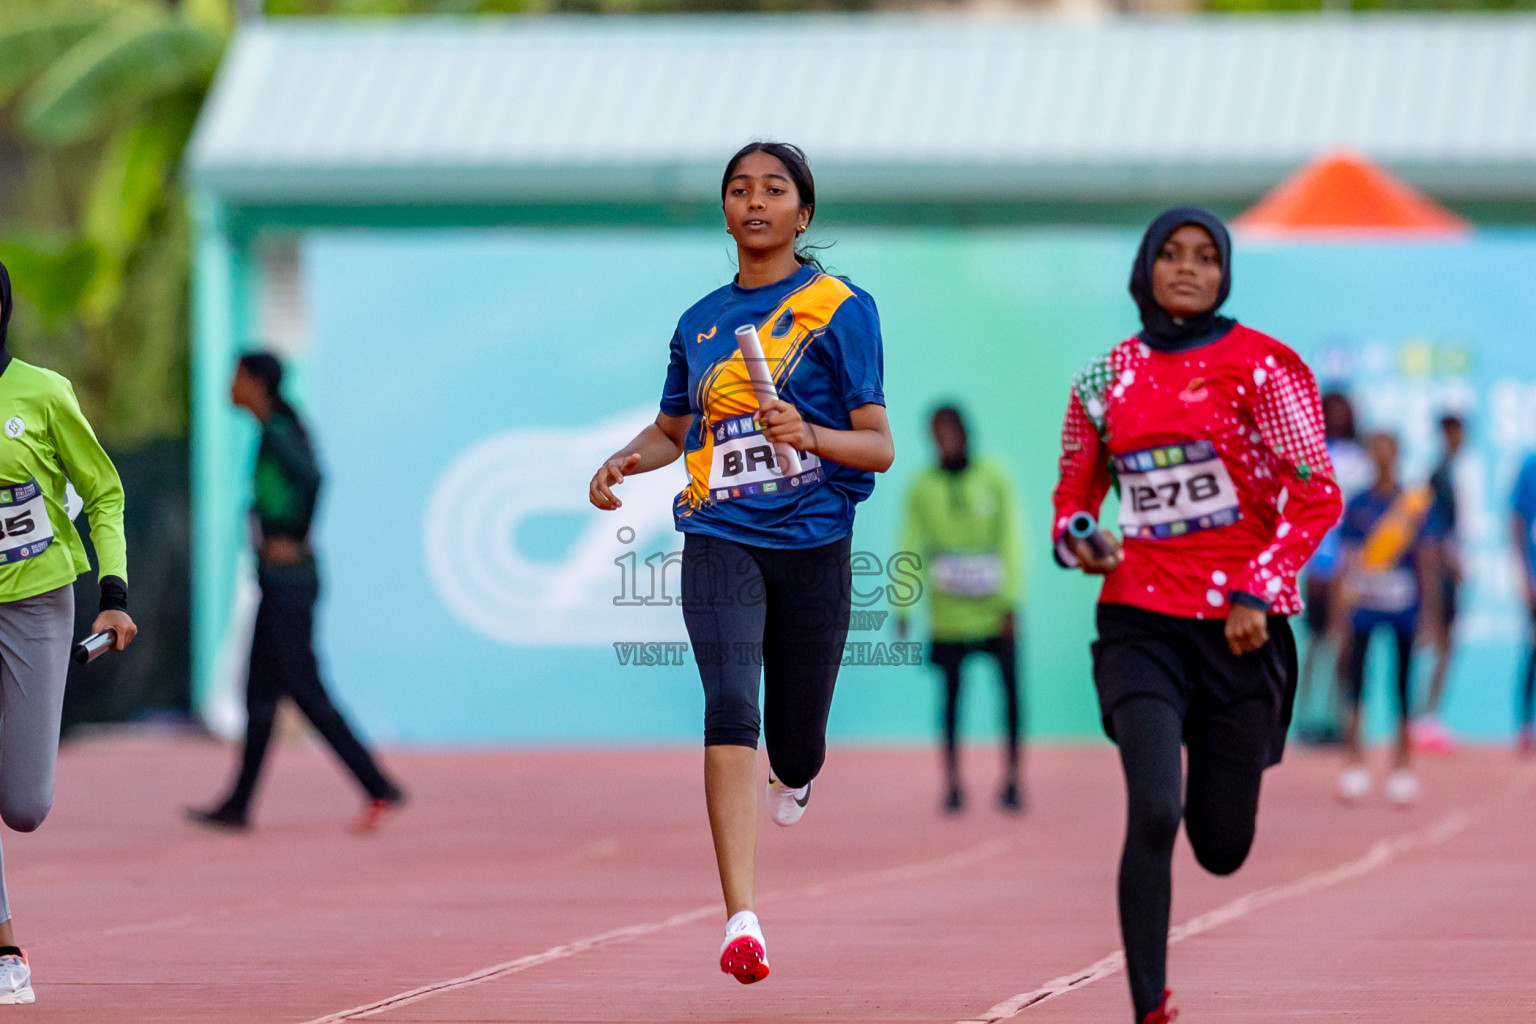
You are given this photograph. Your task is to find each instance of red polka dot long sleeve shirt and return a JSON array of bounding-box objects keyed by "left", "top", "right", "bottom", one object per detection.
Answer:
[{"left": 1052, "top": 325, "right": 1343, "bottom": 619}]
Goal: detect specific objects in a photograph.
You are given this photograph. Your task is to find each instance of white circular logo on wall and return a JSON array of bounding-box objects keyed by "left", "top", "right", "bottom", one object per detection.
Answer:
[
  {"left": 422, "top": 407, "right": 683, "bottom": 648},
  {"left": 4, "top": 418, "right": 24, "bottom": 439}
]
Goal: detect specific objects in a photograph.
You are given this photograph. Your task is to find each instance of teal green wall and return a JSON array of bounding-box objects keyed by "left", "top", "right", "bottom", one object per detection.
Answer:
[{"left": 192, "top": 215, "right": 1536, "bottom": 745}]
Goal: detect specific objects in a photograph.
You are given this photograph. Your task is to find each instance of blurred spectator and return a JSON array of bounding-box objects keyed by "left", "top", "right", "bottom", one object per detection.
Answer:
[
  {"left": 895, "top": 406, "right": 1025, "bottom": 814},
  {"left": 1336, "top": 432, "right": 1436, "bottom": 806},
  {"left": 1508, "top": 441, "right": 1536, "bottom": 758},
  {"left": 1297, "top": 392, "right": 1372, "bottom": 744},
  {"left": 1413, "top": 414, "right": 1465, "bottom": 754}
]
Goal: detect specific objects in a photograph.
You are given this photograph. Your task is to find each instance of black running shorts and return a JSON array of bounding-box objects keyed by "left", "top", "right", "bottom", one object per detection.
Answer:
[{"left": 1091, "top": 603, "right": 1298, "bottom": 771}]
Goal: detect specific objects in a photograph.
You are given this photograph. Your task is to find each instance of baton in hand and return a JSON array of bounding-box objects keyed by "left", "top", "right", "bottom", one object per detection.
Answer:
[
  {"left": 1068, "top": 512, "right": 1113, "bottom": 561},
  {"left": 734, "top": 324, "right": 804, "bottom": 477},
  {"left": 72, "top": 629, "right": 116, "bottom": 665}
]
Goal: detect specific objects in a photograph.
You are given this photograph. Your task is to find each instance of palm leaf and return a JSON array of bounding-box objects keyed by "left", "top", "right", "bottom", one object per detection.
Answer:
[
  {"left": 0, "top": 5, "right": 111, "bottom": 107},
  {"left": 22, "top": 13, "right": 224, "bottom": 146},
  {"left": 0, "top": 233, "right": 103, "bottom": 332},
  {"left": 82, "top": 97, "right": 200, "bottom": 320}
]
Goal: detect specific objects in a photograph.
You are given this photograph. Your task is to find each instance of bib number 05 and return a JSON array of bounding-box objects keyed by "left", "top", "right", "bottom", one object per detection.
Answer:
[{"left": 0, "top": 479, "right": 54, "bottom": 566}]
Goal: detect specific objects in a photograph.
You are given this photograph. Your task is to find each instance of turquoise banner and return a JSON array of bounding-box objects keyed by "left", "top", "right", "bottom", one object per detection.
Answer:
[{"left": 275, "top": 227, "right": 1536, "bottom": 744}]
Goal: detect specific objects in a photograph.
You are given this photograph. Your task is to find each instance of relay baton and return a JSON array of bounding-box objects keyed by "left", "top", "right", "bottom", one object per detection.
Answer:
[
  {"left": 1067, "top": 512, "right": 1112, "bottom": 560},
  {"left": 71, "top": 629, "right": 116, "bottom": 665},
  {"left": 734, "top": 324, "right": 804, "bottom": 476}
]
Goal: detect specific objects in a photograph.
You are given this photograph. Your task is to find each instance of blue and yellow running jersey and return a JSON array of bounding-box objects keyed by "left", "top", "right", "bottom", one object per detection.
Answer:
[{"left": 660, "top": 262, "right": 884, "bottom": 548}]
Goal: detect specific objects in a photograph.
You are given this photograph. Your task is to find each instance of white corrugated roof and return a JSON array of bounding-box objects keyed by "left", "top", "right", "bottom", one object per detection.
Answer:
[{"left": 187, "top": 16, "right": 1536, "bottom": 204}]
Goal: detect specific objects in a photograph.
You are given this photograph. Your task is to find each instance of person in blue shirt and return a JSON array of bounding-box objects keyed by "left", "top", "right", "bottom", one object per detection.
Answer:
[
  {"left": 1297, "top": 391, "right": 1371, "bottom": 744},
  {"left": 1415, "top": 413, "right": 1465, "bottom": 753},
  {"left": 1336, "top": 432, "right": 1436, "bottom": 805},
  {"left": 587, "top": 142, "right": 893, "bottom": 985},
  {"left": 1509, "top": 447, "right": 1536, "bottom": 756}
]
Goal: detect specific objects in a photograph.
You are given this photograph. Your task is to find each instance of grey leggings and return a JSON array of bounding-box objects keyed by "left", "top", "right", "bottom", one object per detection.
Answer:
[{"left": 0, "top": 586, "right": 74, "bottom": 924}]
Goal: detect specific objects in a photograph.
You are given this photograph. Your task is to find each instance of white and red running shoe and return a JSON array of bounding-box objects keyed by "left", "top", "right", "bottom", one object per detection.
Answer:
[{"left": 719, "top": 910, "right": 770, "bottom": 984}]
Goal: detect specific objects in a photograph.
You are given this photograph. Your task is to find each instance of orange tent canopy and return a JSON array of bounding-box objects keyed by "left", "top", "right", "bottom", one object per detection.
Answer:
[{"left": 1234, "top": 152, "right": 1469, "bottom": 238}]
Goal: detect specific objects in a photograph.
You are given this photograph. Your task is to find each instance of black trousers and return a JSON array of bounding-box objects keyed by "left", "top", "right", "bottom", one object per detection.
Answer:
[
  {"left": 223, "top": 572, "right": 399, "bottom": 814},
  {"left": 1521, "top": 606, "right": 1536, "bottom": 729},
  {"left": 930, "top": 635, "right": 1021, "bottom": 780}
]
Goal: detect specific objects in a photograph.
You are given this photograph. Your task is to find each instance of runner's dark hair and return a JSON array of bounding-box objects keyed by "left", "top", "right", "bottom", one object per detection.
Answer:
[
  {"left": 722, "top": 141, "right": 831, "bottom": 271},
  {"left": 238, "top": 351, "right": 305, "bottom": 433}
]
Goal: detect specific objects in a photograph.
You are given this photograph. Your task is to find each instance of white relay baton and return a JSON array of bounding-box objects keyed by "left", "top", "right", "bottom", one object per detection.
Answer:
[{"left": 734, "top": 324, "right": 804, "bottom": 476}]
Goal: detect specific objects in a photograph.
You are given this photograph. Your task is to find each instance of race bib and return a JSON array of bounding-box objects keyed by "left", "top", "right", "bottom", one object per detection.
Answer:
[
  {"left": 1355, "top": 567, "right": 1417, "bottom": 614},
  {"left": 932, "top": 553, "right": 1003, "bottom": 598},
  {"left": 0, "top": 479, "right": 54, "bottom": 566},
  {"left": 706, "top": 413, "right": 823, "bottom": 503},
  {"left": 1115, "top": 441, "right": 1241, "bottom": 539}
]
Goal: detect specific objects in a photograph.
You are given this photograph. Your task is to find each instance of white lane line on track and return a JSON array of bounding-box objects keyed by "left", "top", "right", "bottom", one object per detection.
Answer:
[
  {"left": 299, "top": 837, "right": 1013, "bottom": 1023},
  {"left": 955, "top": 802, "right": 1489, "bottom": 1023}
]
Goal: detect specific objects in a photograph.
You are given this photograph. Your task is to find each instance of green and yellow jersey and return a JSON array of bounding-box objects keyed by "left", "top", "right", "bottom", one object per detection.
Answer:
[{"left": 896, "top": 459, "right": 1021, "bottom": 642}]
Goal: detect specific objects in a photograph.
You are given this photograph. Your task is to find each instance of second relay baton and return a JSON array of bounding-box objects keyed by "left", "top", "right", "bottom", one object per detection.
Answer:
[
  {"left": 71, "top": 629, "right": 116, "bottom": 665},
  {"left": 734, "top": 324, "right": 803, "bottom": 476},
  {"left": 1068, "top": 512, "right": 1112, "bottom": 560}
]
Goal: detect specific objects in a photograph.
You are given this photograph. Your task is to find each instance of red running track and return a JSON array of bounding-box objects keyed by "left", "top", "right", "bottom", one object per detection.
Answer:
[{"left": 7, "top": 735, "right": 1534, "bottom": 1022}]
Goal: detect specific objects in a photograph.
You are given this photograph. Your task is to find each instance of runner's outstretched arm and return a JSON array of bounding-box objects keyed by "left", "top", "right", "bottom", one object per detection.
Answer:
[{"left": 589, "top": 412, "right": 690, "bottom": 511}]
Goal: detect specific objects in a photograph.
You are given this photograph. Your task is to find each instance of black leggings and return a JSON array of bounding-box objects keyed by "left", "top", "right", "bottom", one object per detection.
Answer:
[
  {"left": 1343, "top": 618, "right": 1414, "bottom": 725},
  {"left": 680, "top": 531, "right": 852, "bottom": 789},
  {"left": 1520, "top": 607, "right": 1536, "bottom": 728},
  {"left": 1113, "top": 697, "right": 1262, "bottom": 1023},
  {"left": 223, "top": 572, "right": 401, "bottom": 815},
  {"left": 931, "top": 636, "right": 1021, "bottom": 780}
]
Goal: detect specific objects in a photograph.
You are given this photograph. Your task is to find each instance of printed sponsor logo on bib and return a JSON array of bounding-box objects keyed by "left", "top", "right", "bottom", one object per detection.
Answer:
[
  {"left": 707, "top": 413, "right": 822, "bottom": 503},
  {"left": 1114, "top": 441, "right": 1241, "bottom": 539},
  {"left": 1355, "top": 567, "right": 1417, "bottom": 614},
  {"left": 0, "top": 478, "right": 53, "bottom": 566},
  {"left": 932, "top": 552, "right": 1003, "bottom": 598}
]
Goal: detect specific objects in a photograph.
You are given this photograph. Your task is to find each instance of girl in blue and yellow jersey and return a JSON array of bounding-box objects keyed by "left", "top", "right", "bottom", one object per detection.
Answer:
[{"left": 589, "top": 142, "right": 893, "bottom": 985}]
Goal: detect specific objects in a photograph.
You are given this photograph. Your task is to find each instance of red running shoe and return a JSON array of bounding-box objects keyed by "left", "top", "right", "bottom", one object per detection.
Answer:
[
  {"left": 719, "top": 911, "right": 770, "bottom": 984},
  {"left": 351, "top": 795, "right": 405, "bottom": 835},
  {"left": 1142, "top": 989, "right": 1178, "bottom": 1024}
]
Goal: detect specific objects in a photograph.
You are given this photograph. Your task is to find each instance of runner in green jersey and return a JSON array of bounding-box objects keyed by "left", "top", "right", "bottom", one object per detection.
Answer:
[{"left": 0, "top": 261, "right": 137, "bottom": 1004}]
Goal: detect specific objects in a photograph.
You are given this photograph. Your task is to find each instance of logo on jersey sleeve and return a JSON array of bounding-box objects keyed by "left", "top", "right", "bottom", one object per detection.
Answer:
[{"left": 4, "top": 418, "right": 24, "bottom": 439}]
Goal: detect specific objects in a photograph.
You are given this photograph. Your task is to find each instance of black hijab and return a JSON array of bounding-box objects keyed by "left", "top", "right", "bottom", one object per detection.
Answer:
[
  {"left": 0, "top": 260, "right": 11, "bottom": 376},
  {"left": 1129, "top": 206, "right": 1236, "bottom": 353}
]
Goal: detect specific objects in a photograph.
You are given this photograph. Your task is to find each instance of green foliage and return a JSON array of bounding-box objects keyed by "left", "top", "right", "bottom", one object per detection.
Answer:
[
  {"left": 24, "top": 15, "right": 222, "bottom": 145},
  {"left": 1207, "top": 0, "right": 1536, "bottom": 9},
  {"left": 0, "top": 0, "right": 219, "bottom": 447}
]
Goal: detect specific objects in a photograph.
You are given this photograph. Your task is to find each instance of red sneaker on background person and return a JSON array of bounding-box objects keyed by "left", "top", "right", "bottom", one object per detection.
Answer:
[
  {"left": 1142, "top": 989, "right": 1178, "bottom": 1023},
  {"left": 1411, "top": 716, "right": 1458, "bottom": 755},
  {"left": 351, "top": 794, "right": 406, "bottom": 835}
]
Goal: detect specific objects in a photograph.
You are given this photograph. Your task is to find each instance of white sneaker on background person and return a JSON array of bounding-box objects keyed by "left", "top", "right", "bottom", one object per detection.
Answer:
[
  {"left": 766, "top": 775, "right": 810, "bottom": 827},
  {"left": 1337, "top": 766, "right": 1372, "bottom": 803},
  {"left": 1385, "top": 769, "right": 1421, "bottom": 807},
  {"left": 0, "top": 949, "right": 33, "bottom": 1004}
]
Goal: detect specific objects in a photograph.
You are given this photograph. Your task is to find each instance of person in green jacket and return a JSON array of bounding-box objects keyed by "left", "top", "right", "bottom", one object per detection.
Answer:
[
  {"left": 0, "top": 261, "right": 137, "bottom": 1004},
  {"left": 188, "top": 353, "right": 403, "bottom": 833},
  {"left": 896, "top": 405, "right": 1024, "bottom": 813}
]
